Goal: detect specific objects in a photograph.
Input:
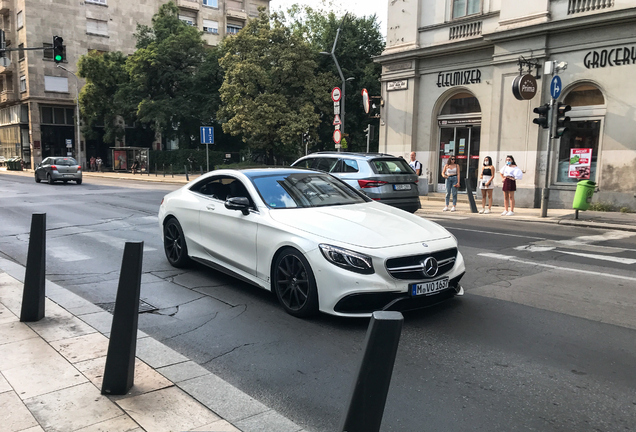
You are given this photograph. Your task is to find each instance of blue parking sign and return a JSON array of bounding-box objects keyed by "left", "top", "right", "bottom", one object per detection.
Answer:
[{"left": 200, "top": 126, "right": 214, "bottom": 144}]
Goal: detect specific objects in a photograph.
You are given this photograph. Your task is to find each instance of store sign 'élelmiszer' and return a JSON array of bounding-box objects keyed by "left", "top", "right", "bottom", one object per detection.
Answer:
[
  {"left": 584, "top": 46, "right": 636, "bottom": 69},
  {"left": 437, "top": 69, "right": 481, "bottom": 87}
]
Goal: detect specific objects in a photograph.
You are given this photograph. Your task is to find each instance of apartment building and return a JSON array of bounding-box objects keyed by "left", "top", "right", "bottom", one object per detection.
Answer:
[
  {"left": 0, "top": 0, "right": 268, "bottom": 168},
  {"left": 376, "top": 0, "right": 636, "bottom": 209}
]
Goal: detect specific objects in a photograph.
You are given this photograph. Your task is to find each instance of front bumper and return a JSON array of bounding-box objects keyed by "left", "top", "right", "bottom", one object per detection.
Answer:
[{"left": 308, "top": 241, "right": 466, "bottom": 317}]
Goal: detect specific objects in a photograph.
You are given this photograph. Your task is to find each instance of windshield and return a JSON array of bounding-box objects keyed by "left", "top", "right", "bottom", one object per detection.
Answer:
[
  {"left": 251, "top": 172, "right": 368, "bottom": 209},
  {"left": 372, "top": 158, "right": 414, "bottom": 174},
  {"left": 54, "top": 158, "right": 78, "bottom": 166}
]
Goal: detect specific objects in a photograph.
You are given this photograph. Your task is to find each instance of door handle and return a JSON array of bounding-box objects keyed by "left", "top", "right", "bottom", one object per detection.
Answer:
[{"left": 206, "top": 204, "right": 215, "bottom": 211}]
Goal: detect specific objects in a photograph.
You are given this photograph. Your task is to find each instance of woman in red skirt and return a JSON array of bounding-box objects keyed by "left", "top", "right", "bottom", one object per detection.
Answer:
[{"left": 499, "top": 155, "right": 523, "bottom": 216}]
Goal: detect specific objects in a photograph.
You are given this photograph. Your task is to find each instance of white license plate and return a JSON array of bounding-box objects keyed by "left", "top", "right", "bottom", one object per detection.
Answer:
[
  {"left": 64, "top": 174, "right": 74, "bottom": 177},
  {"left": 394, "top": 184, "right": 411, "bottom": 191},
  {"left": 410, "top": 278, "right": 449, "bottom": 296}
]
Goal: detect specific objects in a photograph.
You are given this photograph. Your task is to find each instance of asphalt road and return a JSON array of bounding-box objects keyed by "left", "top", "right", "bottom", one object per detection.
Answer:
[{"left": 1, "top": 172, "right": 635, "bottom": 432}]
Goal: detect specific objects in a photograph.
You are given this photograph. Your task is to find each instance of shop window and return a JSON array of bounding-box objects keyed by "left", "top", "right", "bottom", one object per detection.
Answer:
[
  {"left": 440, "top": 92, "right": 481, "bottom": 115},
  {"left": 563, "top": 84, "right": 605, "bottom": 106},
  {"left": 556, "top": 120, "right": 600, "bottom": 184},
  {"left": 452, "top": 0, "right": 481, "bottom": 19},
  {"left": 41, "top": 107, "right": 53, "bottom": 124}
]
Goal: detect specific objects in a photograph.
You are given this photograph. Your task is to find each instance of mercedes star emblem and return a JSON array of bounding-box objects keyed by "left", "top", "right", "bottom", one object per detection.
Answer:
[{"left": 422, "top": 257, "right": 439, "bottom": 278}]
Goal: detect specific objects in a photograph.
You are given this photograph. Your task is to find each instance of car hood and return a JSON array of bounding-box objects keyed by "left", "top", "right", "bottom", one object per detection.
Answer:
[{"left": 268, "top": 203, "right": 451, "bottom": 248}]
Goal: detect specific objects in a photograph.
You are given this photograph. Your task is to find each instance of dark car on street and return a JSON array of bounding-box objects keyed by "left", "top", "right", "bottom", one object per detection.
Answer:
[
  {"left": 291, "top": 152, "right": 421, "bottom": 213},
  {"left": 35, "top": 157, "right": 82, "bottom": 185}
]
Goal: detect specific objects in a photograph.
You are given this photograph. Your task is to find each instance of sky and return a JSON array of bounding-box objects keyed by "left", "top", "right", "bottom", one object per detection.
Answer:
[{"left": 268, "top": 0, "right": 388, "bottom": 36}]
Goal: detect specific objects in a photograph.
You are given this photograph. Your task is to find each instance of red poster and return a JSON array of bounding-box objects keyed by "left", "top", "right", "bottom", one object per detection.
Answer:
[{"left": 114, "top": 151, "right": 127, "bottom": 170}]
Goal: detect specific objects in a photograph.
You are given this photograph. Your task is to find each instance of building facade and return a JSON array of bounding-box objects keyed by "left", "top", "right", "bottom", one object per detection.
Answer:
[
  {"left": 0, "top": 0, "right": 268, "bottom": 168},
  {"left": 376, "top": 0, "right": 636, "bottom": 209}
]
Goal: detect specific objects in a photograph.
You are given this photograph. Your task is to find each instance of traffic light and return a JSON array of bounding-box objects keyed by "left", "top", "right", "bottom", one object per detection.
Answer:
[
  {"left": 532, "top": 104, "right": 550, "bottom": 129},
  {"left": 53, "top": 36, "right": 64, "bottom": 63},
  {"left": 555, "top": 102, "right": 571, "bottom": 138}
]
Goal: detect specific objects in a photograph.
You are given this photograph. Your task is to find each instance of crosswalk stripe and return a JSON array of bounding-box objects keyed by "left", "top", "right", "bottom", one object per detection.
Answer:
[{"left": 556, "top": 250, "right": 636, "bottom": 265}]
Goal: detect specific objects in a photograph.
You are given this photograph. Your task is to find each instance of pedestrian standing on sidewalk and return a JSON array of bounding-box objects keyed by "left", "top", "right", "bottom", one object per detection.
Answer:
[
  {"left": 408, "top": 152, "right": 422, "bottom": 176},
  {"left": 442, "top": 156, "right": 460, "bottom": 212},
  {"left": 479, "top": 156, "right": 495, "bottom": 214},
  {"left": 90, "top": 156, "right": 96, "bottom": 172},
  {"left": 500, "top": 155, "right": 522, "bottom": 216},
  {"left": 96, "top": 156, "right": 103, "bottom": 172}
]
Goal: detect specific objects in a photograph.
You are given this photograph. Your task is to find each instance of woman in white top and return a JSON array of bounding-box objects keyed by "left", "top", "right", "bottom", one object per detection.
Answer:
[
  {"left": 499, "top": 155, "right": 523, "bottom": 216},
  {"left": 478, "top": 156, "right": 494, "bottom": 214},
  {"left": 442, "top": 156, "right": 460, "bottom": 211}
]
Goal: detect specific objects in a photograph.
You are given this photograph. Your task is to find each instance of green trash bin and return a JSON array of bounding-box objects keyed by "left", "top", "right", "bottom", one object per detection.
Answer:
[
  {"left": 573, "top": 180, "right": 596, "bottom": 211},
  {"left": 6, "top": 157, "right": 14, "bottom": 170}
]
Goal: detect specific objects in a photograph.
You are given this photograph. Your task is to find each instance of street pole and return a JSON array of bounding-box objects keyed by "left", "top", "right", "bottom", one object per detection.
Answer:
[
  {"left": 540, "top": 98, "right": 555, "bottom": 218},
  {"left": 57, "top": 65, "right": 82, "bottom": 168},
  {"left": 366, "top": 123, "right": 371, "bottom": 153},
  {"left": 322, "top": 13, "right": 348, "bottom": 152}
]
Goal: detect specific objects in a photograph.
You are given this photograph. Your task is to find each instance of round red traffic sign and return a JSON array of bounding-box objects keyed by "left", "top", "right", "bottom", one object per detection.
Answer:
[
  {"left": 331, "top": 87, "right": 342, "bottom": 102},
  {"left": 333, "top": 129, "right": 342, "bottom": 144},
  {"left": 361, "top": 88, "right": 370, "bottom": 114}
]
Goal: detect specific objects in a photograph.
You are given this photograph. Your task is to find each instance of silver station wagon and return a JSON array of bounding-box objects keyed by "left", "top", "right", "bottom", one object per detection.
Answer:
[{"left": 291, "top": 152, "right": 421, "bottom": 213}]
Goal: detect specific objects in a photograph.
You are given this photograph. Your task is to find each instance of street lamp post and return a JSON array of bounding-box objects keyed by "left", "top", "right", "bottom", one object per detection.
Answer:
[
  {"left": 321, "top": 13, "right": 349, "bottom": 152},
  {"left": 56, "top": 65, "right": 82, "bottom": 168}
]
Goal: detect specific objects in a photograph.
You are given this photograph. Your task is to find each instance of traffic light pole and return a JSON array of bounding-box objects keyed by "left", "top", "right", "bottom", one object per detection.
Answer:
[
  {"left": 56, "top": 65, "right": 82, "bottom": 168},
  {"left": 540, "top": 99, "right": 555, "bottom": 218}
]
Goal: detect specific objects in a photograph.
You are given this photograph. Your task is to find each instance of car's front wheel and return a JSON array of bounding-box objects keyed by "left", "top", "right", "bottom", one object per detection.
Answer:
[
  {"left": 35, "top": 173, "right": 41, "bottom": 183},
  {"left": 272, "top": 248, "right": 318, "bottom": 317},
  {"left": 163, "top": 218, "right": 190, "bottom": 268}
]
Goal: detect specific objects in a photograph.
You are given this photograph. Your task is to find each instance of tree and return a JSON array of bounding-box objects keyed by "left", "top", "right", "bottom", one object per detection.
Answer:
[
  {"left": 217, "top": 10, "right": 334, "bottom": 162},
  {"left": 125, "top": 2, "right": 224, "bottom": 148},
  {"left": 78, "top": 51, "right": 131, "bottom": 144},
  {"left": 286, "top": 5, "right": 385, "bottom": 152}
]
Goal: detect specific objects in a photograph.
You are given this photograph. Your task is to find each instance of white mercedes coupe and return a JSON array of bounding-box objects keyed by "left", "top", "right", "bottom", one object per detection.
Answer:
[{"left": 158, "top": 168, "right": 465, "bottom": 318}]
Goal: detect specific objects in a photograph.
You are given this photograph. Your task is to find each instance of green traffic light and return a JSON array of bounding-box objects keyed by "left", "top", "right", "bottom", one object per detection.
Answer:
[{"left": 54, "top": 55, "right": 62, "bottom": 62}]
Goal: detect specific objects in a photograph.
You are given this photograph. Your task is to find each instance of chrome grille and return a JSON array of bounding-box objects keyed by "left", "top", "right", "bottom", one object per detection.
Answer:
[{"left": 385, "top": 248, "right": 457, "bottom": 280}]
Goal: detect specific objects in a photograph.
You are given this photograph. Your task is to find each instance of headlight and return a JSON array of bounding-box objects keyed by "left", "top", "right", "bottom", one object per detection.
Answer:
[{"left": 319, "top": 244, "right": 374, "bottom": 274}]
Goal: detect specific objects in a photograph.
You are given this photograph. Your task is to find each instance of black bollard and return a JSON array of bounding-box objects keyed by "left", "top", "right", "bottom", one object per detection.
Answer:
[
  {"left": 200, "top": 166, "right": 203, "bottom": 175},
  {"left": 20, "top": 213, "right": 46, "bottom": 322},
  {"left": 466, "top": 181, "right": 479, "bottom": 213},
  {"left": 170, "top": 164, "right": 173, "bottom": 178},
  {"left": 101, "top": 241, "right": 144, "bottom": 395},
  {"left": 163, "top": 164, "right": 165, "bottom": 178},
  {"left": 184, "top": 165, "right": 189, "bottom": 181},
  {"left": 339, "top": 311, "right": 404, "bottom": 432}
]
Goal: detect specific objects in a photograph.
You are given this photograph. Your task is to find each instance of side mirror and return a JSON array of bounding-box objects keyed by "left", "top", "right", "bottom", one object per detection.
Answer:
[{"left": 225, "top": 197, "right": 251, "bottom": 215}]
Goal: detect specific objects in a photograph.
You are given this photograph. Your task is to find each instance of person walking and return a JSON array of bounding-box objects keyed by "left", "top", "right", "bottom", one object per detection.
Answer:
[
  {"left": 499, "top": 155, "right": 522, "bottom": 216},
  {"left": 408, "top": 151, "right": 422, "bottom": 176},
  {"left": 442, "top": 156, "right": 460, "bottom": 212},
  {"left": 478, "top": 156, "right": 495, "bottom": 214},
  {"left": 89, "top": 156, "right": 96, "bottom": 172},
  {"left": 96, "top": 156, "right": 103, "bottom": 172}
]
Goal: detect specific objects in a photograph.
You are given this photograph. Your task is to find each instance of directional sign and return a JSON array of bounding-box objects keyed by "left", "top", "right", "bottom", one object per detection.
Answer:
[
  {"left": 551, "top": 75, "right": 562, "bottom": 100},
  {"left": 333, "top": 129, "right": 342, "bottom": 144},
  {"left": 333, "top": 114, "right": 341, "bottom": 125},
  {"left": 331, "top": 87, "right": 342, "bottom": 102},
  {"left": 200, "top": 126, "right": 214, "bottom": 144}
]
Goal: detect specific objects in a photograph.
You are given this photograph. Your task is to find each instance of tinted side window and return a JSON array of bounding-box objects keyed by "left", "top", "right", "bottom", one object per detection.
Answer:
[
  {"left": 342, "top": 159, "right": 359, "bottom": 173},
  {"left": 372, "top": 158, "right": 413, "bottom": 174},
  {"left": 190, "top": 177, "right": 229, "bottom": 200},
  {"left": 293, "top": 158, "right": 316, "bottom": 169},
  {"left": 314, "top": 158, "right": 338, "bottom": 172}
]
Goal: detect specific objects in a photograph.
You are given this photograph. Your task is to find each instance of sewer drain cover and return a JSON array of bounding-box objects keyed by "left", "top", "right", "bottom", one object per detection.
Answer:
[{"left": 96, "top": 300, "right": 158, "bottom": 314}]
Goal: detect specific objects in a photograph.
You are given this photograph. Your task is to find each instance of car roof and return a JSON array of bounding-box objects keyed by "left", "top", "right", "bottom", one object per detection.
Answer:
[
  {"left": 300, "top": 152, "right": 398, "bottom": 160},
  {"left": 199, "top": 168, "right": 322, "bottom": 180}
]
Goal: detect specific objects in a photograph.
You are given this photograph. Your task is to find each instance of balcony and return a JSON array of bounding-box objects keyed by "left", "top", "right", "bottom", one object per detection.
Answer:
[
  {"left": 0, "top": 90, "right": 16, "bottom": 103},
  {"left": 0, "top": 0, "right": 10, "bottom": 15},
  {"left": 226, "top": 0, "right": 247, "bottom": 20},
  {"left": 449, "top": 21, "right": 482, "bottom": 40},
  {"left": 568, "top": 0, "right": 614, "bottom": 15},
  {"left": 177, "top": 0, "right": 200, "bottom": 11}
]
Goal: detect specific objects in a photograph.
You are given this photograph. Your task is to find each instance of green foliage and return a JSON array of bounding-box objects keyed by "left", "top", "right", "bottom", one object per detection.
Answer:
[
  {"left": 286, "top": 5, "right": 385, "bottom": 153},
  {"left": 620, "top": 206, "right": 632, "bottom": 213},
  {"left": 78, "top": 51, "right": 131, "bottom": 144},
  {"left": 217, "top": 9, "right": 334, "bottom": 162},
  {"left": 149, "top": 149, "right": 224, "bottom": 172},
  {"left": 588, "top": 201, "right": 615, "bottom": 212},
  {"left": 340, "top": 137, "right": 348, "bottom": 149}
]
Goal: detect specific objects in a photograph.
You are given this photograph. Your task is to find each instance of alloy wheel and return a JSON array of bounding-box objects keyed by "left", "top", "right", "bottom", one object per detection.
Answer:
[{"left": 275, "top": 254, "right": 310, "bottom": 312}]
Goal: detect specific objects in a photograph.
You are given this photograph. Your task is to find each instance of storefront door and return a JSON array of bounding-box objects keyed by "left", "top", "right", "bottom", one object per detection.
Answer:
[{"left": 437, "top": 125, "right": 481, "bottom": 192}]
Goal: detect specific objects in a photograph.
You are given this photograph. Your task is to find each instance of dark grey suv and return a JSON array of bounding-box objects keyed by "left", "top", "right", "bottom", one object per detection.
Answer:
[{"left": 291, "top": 152, "right": 421, "bottom": 213}]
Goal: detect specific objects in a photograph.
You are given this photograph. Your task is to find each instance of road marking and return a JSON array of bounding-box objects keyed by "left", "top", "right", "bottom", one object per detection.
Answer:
[
  {"left": 478, "top": 253, "right": 636, "bottom": 282},
  {"left": 446, "top": 226, "right": 546, "bottom": 240},
  {"left": 514, "top": 230, "right": 636, "bottom": 254},
  {"left": 48, "top": 246, "right": 91, "bottom": 262},
  {"left": 556, "top": 250, "right": 636, "bottom": 265}
]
